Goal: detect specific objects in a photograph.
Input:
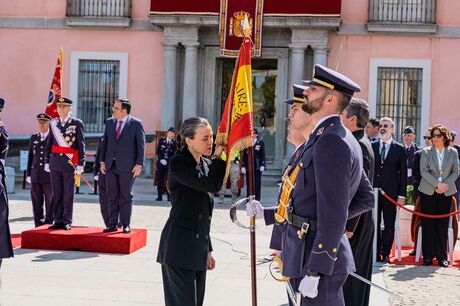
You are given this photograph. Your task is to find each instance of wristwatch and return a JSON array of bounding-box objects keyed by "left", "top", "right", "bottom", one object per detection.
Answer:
[{"left": 306, "top": 269, "right": 319, "bottom": 277}]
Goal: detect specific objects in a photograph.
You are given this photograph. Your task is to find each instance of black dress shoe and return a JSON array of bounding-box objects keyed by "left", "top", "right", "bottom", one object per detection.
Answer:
[
  {"left": 422, "top": 259, "right": 432, "bottom": 266},
  {"left": 382, "top": 255, "right": 390, "bottom": 264},
  {"left": 155, "top": 197, "right": 162, "bottom": 201},
  {"left": 63, "top": 224, "right": 72, "bottom": 231},
  {"left": 48, "top": 224, "right": 63, "bottom": 230},
  {"left": 409, "top": 249, "right": 416, "bottom": 256},
  {"left": 439, "top": 260, "right": 449, "bottom": 267},
  {"left": 123, "top": 225, "right": 131, "bottom": 234},
  {"left": 103, "top": 226, "right": 117, "bottom": 233}
]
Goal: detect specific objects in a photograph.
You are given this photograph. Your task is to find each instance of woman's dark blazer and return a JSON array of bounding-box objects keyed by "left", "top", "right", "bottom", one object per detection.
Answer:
[{"left": 157, "top": 147, "right": 226, "bottom": 271}]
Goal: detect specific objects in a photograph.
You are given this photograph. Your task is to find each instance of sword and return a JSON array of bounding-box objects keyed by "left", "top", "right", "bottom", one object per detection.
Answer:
[
  {"left": 349, "top": 271, "right": 400, "bottom": 297},
  {"left": 285, "top": 280, "right": 301, "bottom": 306}
]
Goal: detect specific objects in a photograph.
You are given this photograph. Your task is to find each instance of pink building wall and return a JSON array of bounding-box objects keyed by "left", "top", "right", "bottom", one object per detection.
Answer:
[{"left": 0, "top": 0, "right": 163, "bottom": 136}]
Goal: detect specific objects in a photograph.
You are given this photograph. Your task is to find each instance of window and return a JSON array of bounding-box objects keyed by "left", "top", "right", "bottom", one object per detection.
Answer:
[
  {"left": 77, "top": 60, "right": 120, "bottom": 133},
  {"left": 376, "top": 67, "right": 422, "bottom": 141}
]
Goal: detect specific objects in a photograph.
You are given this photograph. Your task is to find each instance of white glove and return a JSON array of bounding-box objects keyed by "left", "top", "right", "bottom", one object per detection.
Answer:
[
  {"left": 241, "top": 167, "right": 246, "bottom": 174},
  {"left": 44, "top": 164, "right": 50, "bottom": 173},
  {"left": 298, "top": 275, "right": 320, "bottom": 298},
  {"left": 26, "top": 176, "right": 31, "bottom": 184},
  {"left": 160, "top": 159, "right": 167, "bottom": 166},
  {"left": 246, "top": 200, "right": 264, "bottom": 219},
  {"left": 94, "top": 175, "right": 99, "bottom": 181},
  {"left": 260, "top": 166, "right": 265, "bottom": 172},
  {"left": 75, "top": 165, "right": 84, "bottom": 175}
]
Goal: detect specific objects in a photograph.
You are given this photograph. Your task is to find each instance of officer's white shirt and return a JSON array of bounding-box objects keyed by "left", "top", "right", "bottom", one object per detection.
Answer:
[{"left": 40, "top": 130, "right": 49, "bottom": 141}]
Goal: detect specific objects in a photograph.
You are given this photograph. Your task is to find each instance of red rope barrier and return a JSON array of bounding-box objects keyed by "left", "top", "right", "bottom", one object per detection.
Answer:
[{"left": 380, "top": 190, "right": 459, "bottom": 219}]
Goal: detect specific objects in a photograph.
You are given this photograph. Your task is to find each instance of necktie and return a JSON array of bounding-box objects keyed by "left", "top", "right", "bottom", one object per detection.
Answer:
[
  {"left": 380, "top": 143, "right": 386, "bottom": 163},
  {"left": 116, "top": 121, "right": 123, "bottom": 140}
]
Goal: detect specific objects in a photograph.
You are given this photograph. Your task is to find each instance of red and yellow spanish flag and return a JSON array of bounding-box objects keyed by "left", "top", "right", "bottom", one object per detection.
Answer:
[
  {"left": 45, "top": 47, "right": 63, "bottom": 118},
  {"left": 216, "top": 37, "right": 254, "bottom": 181}
]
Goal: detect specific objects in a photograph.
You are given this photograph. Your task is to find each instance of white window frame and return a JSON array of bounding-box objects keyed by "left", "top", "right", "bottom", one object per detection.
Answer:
[
  {"left": 69, "top": 51, "right": 128, "bottom": 135},
  {"left": 368, "top": 58, "right": 431, "bottom": 145}
]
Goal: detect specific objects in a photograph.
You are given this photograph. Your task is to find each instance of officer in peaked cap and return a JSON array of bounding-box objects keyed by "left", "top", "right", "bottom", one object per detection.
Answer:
[
  {"left": 242, "top": 128, "right": 266, "bottom": 201},
  {"left": 45, "top": 97, "right": 86, "bottom": 231},
  {"left": 26, "top": 113, "right": 54, "bottom": 227},
  {"left": 265, "top": 64, "right": 374, "bottom": 305},
  {"left": 155, "top": 126, "right": 177, "bottom": 201},
  {"left": 0, "top": 97, "right": 13, "bottom": 271}
]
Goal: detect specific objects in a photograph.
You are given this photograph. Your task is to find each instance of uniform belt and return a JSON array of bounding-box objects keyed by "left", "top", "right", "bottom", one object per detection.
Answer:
[{"left": 286, "top": 210, "right": 317, "bottom": 232}]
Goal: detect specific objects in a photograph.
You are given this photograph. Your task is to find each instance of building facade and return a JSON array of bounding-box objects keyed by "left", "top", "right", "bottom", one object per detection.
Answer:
[{"left": 1, "top": 0, "right": 459, "bottom": 174}]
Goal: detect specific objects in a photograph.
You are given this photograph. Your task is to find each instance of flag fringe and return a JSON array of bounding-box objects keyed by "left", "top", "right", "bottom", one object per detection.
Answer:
[
  {"left": 216, "top": 132, "right": 228, "bottom": 146},
  {"left": 222, "top": 136, "right": 253, "bottom": 183}
]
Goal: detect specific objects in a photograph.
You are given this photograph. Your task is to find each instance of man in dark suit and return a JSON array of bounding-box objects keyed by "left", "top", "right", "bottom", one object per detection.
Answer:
[
  {"left": 155, "top": 127, "right": 177, "bottom": 201},
  {"left": 276, "top": 65, "right": 374, "bottom": 305},
  {"left": 242, "top": 128, "right": 266, "bottom": 201},
  {"left": 372, "top": 117, "right": 407, "bottom": 263},
  {"left": 403, "top": 126, "right": 422, "bottom": 203},
  {"left": 341, "top": 98, "right": 375, "bottom": 306},
  {"left": 26, "top": 113, "right": 54, "bottom": 227},
  {"left": 0, "top": 98, "right": 13, "bottom": 270},
  {"left": 365, "top": 117, "right": 380, "bottom": 142},
  {"left": 100, "top": 98, "right": 145, "bottom": 233},
  {"left": 45, "top": 97, "right": 85, "bottom": 231},
  {"left": 94, "top": 136, "right": 109, "bottom": 227}
]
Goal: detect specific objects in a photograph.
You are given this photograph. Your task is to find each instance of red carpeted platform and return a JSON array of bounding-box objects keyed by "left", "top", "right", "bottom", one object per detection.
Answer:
[
  {"left": 390, "top": 246, "right": 460, "bottom": 267},
  {"left": 11, "top": 233, "right": 21, "bottom": 248},
  {"left": 21, "top": 225, "right": 147, "bottom": 254}
]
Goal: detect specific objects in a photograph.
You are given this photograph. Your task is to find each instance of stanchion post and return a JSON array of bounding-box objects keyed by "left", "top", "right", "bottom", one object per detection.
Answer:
[{"left": 373, "top": 188, "right": 379, "bottom": 265}]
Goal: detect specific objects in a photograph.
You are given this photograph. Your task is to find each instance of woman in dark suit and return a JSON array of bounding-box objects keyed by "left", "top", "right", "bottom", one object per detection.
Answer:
[
  {"left": 157, "top": 117, "right": 226, "bottom": 306},
  {"left": 419, "top": 124, "right": 459, "bottom": 266}
]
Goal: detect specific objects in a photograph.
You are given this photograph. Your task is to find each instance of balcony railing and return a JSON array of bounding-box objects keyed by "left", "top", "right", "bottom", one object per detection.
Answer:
[
  {"left": 368, "top": 0, "right": 436, "bottom": 33},
  {"left": 66, "top": 0, "right": 131, "bottom": 27}
]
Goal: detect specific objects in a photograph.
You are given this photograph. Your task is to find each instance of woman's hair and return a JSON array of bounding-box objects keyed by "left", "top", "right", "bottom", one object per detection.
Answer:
[
  {"left": 180, "top": 116, "right": 210, "bottom": 148},
  {"left": 430, "top": 124, "right": 451, "bottom": 147}
]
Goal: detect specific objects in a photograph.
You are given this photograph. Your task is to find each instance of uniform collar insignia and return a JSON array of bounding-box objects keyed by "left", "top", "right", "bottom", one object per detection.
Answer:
[{"left": 316, "top": 127, "right": 325, "bottom": 136}]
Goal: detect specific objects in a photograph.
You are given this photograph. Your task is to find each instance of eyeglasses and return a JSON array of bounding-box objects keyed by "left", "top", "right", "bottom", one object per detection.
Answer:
[
  {"left": 423, "top": 136, "right": 432, "bottom": 140},
  {"left": 112, "top": 106, "right": 121, "bottom": 111},
  {"left": 432, "top": 133, "right": 444, "bottom": 139},
  {"left": 379, "top": 124, "right": 391, "bottom": 128}
]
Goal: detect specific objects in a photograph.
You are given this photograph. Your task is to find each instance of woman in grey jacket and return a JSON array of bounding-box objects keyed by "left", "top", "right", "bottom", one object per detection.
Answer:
[{"left": 419, "top": 124, "right": 459, "bottom": 267}]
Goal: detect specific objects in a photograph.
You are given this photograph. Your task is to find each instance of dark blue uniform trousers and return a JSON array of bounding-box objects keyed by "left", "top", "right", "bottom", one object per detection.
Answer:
[
  {"left": 97, "top": 173, "right": 109, "bottom": 227},
  {"left": 161, "top": 264, "right": 207, "bottom": 306},
  {"left": 288, "top": 273, "right": 348, "bottom": 306},
  {"left": 50, "top": 170, "right": 75, "bottom": 226},
  {"left": 106, "top": 164, "right": 135, "bottom": 227},
  {"left": 31, "top": 182, "right": 53, "bottom": 226}
]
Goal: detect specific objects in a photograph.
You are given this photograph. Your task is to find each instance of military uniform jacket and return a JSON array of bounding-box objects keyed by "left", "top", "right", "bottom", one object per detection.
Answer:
[
  {"left": 282, "top": 116, "right": 373, "bottom": 277},
  {"left": 0, "top": 126, "right": 12, "bottom": 259},
  {"left": 45, "top": 116, "right": 85, "bottom": 171},
  {"left": 27, "top": 133, "right": 51, "bottom": 184},
  {"left": 157, "top": 148, "right": 226, "bottom": 271},
  {"left": 156, "top": 137, "right": 177, "bottom": 167},
  {"left": 0, "top": 125, "right": 8, "bottom": 162},
  {"left": 243, "top": 138, "right": 266, "bottom": 170}
]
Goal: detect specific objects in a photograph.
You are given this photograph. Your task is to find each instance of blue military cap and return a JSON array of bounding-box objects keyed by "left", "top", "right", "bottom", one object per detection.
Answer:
[
  {"left": 167, "top": 127, "right": 175, "bottom": 132},
  {"left": 0, "top": 98, "right": 4, "bottom": 109},
  {"left": 284, "top": 84, "right": 308, "bottom": 105},
  {"left": 57, "top": 97, "right": 73, "bottom": 105},
  {"left": 403, "top": 126, "right": 415, "bottom": 134},
  {"left": 303, "top": 64, "right": 361, "bottom": 97},
  {"left": 37, "top": 113, "right": 51, "bottom": 121}
]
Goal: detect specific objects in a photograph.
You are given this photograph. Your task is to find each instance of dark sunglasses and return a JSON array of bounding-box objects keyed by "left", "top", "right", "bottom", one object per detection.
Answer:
[
  {"left": 432, "top": 133, "right": 444, "bottom": 139},
  {"left": 379, "top": 124, "right": 391, "bottom": 128},
  {"left": 423, "top": 136, "right": 432, "bottom": 140}
]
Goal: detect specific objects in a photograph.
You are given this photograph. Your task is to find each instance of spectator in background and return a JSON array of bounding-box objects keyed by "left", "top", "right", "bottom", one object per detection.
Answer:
[
  {"left": 365, "top": 117, "right": 380, "bottom": 142},
  {"left": 218, "top": 150, "right": 240, "bottom": 204},
  {"left": 418, "top": 124, "right": 459, "bottom": 267},
  {"left": 242, "top": 129, "right": 266, "bottom": 201},
  {"left": 155, "top": 127, "right": 177, "bottom": 202},
  {"left": 449, "top": 131, "right": 460, "bottom": 207},
  {"left": 403, "top": 126, "right": 422, "bottom": 204},
  {"left": 372, "top": 117, "right": 407, "bottom": 263}
]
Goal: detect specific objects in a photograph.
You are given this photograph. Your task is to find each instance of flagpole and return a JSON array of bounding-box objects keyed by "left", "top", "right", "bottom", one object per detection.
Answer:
[{"left": 247, "top": 146, "right": 257, "bottom": 306}]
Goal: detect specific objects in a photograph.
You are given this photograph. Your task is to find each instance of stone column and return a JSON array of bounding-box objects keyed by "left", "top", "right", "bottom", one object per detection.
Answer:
[
  {"left": 181, "top": 43, "right": 199, "bottom": 121},
  {"left": 289, "top": 46, "right": 306, "bottom": 85},
  {"left": 312, "top": 46, "right": 328, "bottom": 66},
  {"left": 161, "top": 42, "right": 178, "bottom": 130}
]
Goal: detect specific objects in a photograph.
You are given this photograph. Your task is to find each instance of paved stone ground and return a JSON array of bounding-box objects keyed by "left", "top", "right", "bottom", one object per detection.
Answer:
[{"left": 2, "top": 177, "right": 458, "bottom": 305}]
